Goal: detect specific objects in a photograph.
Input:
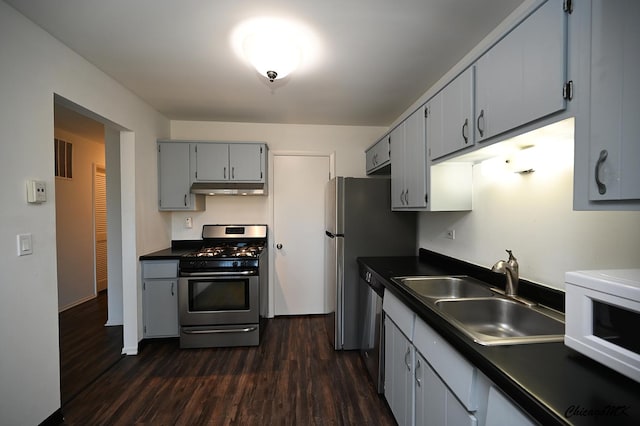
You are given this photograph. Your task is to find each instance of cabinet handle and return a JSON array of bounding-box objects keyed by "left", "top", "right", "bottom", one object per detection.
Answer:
[
  {"left": 477, "top": 109, "right": 485, "bottom": 138},
  {"left": 404, "top": 346, "right": 411, "bottom": 371},
  {"left": 171, "top": 282, "right": 174, "bottom": 296},
  {"left": 232, "top": 167, "right": 235, "bottom": 179},
  {"left": 462, "top": 118, "right": 469, "bottom": 144},
  {"left": 595, "top": 149, "right": 608, "bottom": 195},
  {"left": 224, "top": 167, "right": 227, "bottom": 179},
  {"left": 184, "top": 194, "right": 187, "bottom": 207},
  {"left": 404, "top": 189, "right": 409, "bottom": 205},
  {"left": 415, "top": 358, "right": 422, "bottom": 387}
]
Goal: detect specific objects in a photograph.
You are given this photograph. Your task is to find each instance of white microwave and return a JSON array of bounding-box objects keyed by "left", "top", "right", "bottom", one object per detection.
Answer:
[{"left": 565, "top": 269, "right": 640, "bottom": 382}]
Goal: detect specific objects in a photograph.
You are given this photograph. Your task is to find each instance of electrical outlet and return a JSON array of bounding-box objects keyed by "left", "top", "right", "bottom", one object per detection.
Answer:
[
  {"left": 185, "top": 217, "right": 193, "bottom": 229},
  {"left": 445, "top": 229, "right": 455, "bottom": 240}
]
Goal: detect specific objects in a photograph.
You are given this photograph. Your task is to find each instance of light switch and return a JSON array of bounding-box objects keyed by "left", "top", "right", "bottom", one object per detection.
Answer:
[{"left": 17, "top": 233, "right": 33, "bottom": 256}]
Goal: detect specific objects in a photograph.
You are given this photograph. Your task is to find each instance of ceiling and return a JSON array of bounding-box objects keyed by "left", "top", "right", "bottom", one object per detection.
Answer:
[
  {"left": 8, "top": 0, "right": 525, "bottom": 127},
  {"left": 54, "top": 104, "right": 105, "bottom": 143}
]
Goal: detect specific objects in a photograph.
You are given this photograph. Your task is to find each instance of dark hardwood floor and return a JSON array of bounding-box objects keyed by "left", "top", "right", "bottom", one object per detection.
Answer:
[
  {"left": 61, "top": 312, "right": 395, "bottom": 425},
  {"left": 58, "top": 291, "right": 123, "bottom": 404}
]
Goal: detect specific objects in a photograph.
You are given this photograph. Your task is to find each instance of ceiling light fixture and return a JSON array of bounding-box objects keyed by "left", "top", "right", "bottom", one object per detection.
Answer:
[
  {"left": 231, "top": 17, "right": 321, "bottom": 83},
  {"left": 242, "top": 31, "right": 301, "bottom": 82}
]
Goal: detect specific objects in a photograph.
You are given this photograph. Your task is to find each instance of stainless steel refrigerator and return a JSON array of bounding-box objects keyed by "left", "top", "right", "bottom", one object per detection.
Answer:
[{"left": 325, "top": 177, "right": 416, "bottom": 350}]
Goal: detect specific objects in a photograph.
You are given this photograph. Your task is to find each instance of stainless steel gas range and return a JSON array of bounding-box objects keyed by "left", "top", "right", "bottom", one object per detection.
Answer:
[{"left": 178, "top": 224, "right": 268, "bottom": 348}]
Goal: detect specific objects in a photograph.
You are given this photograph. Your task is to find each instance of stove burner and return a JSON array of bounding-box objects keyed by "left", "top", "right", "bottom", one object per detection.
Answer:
[{"left": 185, "top": 242, "right": 265, "bottom": 259}]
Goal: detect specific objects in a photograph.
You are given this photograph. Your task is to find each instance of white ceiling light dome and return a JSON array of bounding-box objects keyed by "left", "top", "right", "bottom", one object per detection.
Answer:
[
  {"left": 232, "top": 17, "right": 321, "bottom": 82},
  {"left": 242, "top": 31, "right": 301, "bottom": 81}
]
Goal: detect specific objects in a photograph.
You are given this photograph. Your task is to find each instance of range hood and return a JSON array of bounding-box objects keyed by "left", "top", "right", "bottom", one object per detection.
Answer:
[{"left": 190, "top": 182, "right": 267, "bottom": 196}]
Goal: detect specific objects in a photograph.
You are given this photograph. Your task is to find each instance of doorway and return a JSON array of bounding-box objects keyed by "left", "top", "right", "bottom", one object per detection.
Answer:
[
  {"left": 54, "top": 102, "right": 123, "bottom": 404},
  {"left": 273, "top": 154, "right": 331, "bottom": 316}
]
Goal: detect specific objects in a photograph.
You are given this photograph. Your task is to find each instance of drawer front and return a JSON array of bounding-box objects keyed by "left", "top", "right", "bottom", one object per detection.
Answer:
[
  {"left": 414, "top": 316, "right": 478, "bottom": 411},
  {"left": 383, "top": 291, "right": 415, "bottom": 340},
  {"left": 142, "top": 260, "right": 179, "bottom": 279}
]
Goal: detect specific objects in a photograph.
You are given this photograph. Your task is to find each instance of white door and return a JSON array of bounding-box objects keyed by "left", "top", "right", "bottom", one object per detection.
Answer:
[
  {"left": 94, "top": 165, "right": 108, "bottom": 292},
  {"left": 273, "top": 155, "right": 330, "bottom": 315}
]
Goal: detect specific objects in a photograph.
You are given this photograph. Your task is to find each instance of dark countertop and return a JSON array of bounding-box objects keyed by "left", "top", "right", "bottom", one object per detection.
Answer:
[
  {"left": 359, "top": 250, "right": 640, "bottom": 426},
  {"left": 138, "top": 240, "right": 204, "bottom": 260}
]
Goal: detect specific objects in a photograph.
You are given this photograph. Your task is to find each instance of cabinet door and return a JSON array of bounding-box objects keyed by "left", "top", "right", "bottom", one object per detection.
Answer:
[
  {"left": 390, "top": 124, "right": 406, "bottom": 209},
  {"left": 426, "top": 94, "right": 444, "bottom": 161},
  {"left": 158, "top": 142, "right": 193, "bottom": 210},
  {"left": 143, "top": 279, "right": 179, "bottom": 337},
  {"left": 366, "top": 136, "right": 391, "bottom": 174},
  {"left": 384, "top": 317, "right": 413, "bottom": 426},
  {"left": 403, "top": 107, "right": 428, "bottom": 209},
  {"left": 587, "top": 0, "right": 640, "bottom": 201},
  {"left": 415, "top": 352, "right": 446, "bottom": 426},
  {"left": 441, "top": 67, "right": 475, "bottom": 157},
  {"left": 485, "top": 386, "right": 534, "bottom": 426},
  {"left": 229, "top": 144, "right": 264, "bottom": 181},
  {"left": 194, "top": 143, "right": 229, "bottom": 181},
  {"left": 415, "top": 351, "right": 477, "bottom": 426},
  {"left": 475, "top": 0, "right": 567, "bottom": 142},
  {"left": 430, "top": 67, "right": 475, "bottom": 160}
]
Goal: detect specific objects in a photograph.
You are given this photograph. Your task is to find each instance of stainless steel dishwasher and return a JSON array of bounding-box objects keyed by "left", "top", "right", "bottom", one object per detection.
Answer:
[{"left": 359, "top": 266, "right": 384, "bottom": 394}]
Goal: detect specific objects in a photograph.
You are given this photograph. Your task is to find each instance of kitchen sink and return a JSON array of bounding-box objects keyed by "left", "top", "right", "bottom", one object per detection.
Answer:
[
  {"left": 392, "top": 276, "right": 495, "bottom": 300},
  {"left": 435, "top": 298, "right": 565, "bottom": 345}
]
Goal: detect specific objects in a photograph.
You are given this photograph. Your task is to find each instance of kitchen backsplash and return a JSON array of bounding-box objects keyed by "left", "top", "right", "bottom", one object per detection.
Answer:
[{"left": 419, "top": 135, "right": 640, "bottom": 290}]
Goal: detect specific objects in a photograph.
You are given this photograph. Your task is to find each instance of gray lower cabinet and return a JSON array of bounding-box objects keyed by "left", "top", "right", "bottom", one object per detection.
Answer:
[
  {"left": 142, "top": 260, "right": 179, "bottom": 338},
  {"left": 415, "top": 351, "right": 476, "bottom": 426},
  {"left": 384, "top": 318, "right": 414, "bottom": 425},
  {"left": 383, "top": 291, "right": 534, "bottom": 426}
]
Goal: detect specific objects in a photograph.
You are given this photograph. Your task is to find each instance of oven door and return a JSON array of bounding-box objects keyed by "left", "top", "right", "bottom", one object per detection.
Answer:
[{"left": 178, "top": 274, "right": 259, "bottom": 326}]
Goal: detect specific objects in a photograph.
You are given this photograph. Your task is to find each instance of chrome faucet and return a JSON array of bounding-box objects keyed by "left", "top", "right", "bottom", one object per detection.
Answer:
[{"left": 492, "top": 250, "right": 519, "bottom": 297}]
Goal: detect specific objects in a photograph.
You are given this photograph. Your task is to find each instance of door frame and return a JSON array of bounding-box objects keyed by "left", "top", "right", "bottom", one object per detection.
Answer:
[{"left": 268, "top": 150, "right": 335, "bottom": 318}]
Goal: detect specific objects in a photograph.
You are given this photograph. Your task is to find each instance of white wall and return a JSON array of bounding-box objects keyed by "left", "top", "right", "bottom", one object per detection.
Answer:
[
  {"left": 169, "top": 120, "right": 386, "bottom": 239},
  {"left": 0, "top": 2, "right": 170, "bottom": 424},
  {"left": 419, "top": 132, "right": 640, "bottom": 290},
  {"left": 54, "top": 128, "right": 105, "bottom": 311}
]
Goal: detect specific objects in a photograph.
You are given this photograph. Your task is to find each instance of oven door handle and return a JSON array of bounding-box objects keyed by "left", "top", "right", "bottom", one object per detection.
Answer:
[
  {"left": 182, "top": 326, "right": 258, "bottom": 335},
  {"left": 180, "top": 271, "right": 255, "bottom": 277}
]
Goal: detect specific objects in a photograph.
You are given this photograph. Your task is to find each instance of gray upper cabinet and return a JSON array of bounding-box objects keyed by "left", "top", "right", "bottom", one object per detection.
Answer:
[
  {"left": 475, "top": 0, "right": 568, "bottom": 143},
  {"left": 192, "top": 143, "right": 228, "bottom": 181},
  {"left": 428, "top": 66, "right": 475, "bottom": 161},
  {"left": 366, "top": 135, "right": 391, "bottom": 174},
  {"left": 157, "top": 141, "right": 204, "bottom": 211},
  {"left": 391, "top": 107, "right": 428, "bottom": 210},
  {"left": 192, "top": 142, "right": 266, "bottom": 182},
  {"left": 391, "top": 105, "right": 473, "bottom": 212},
  {"left": 579, "top": 0, "right": 640, "bottom": 205}
]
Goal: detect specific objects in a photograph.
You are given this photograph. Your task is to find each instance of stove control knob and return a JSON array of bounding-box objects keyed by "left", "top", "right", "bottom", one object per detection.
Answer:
[
  {"left": 276, "top": 243, "right": 283, "bottom": 249},
  {"left": 233, "top": 261, "right": 239, "bottom": 268}
]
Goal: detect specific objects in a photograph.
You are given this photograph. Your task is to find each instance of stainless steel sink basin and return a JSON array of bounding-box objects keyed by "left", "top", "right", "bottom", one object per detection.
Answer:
[
  {"left": 393, "top": 276, "right": 495, "bottom": 300},
  {"left": 435, "top": 298, "right": 565, "bottom": 345}
]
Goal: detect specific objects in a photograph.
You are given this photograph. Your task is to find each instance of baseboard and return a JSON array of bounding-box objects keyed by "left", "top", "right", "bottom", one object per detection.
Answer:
[
  {"left": 58, "top": 294, "right": 96, "bottom": 313},
  {"left": 121, "top": 345, "right": 138, "bottom": 355},
  {"left": 38, "top": 408, "right": 63, "bottom": 426}
]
